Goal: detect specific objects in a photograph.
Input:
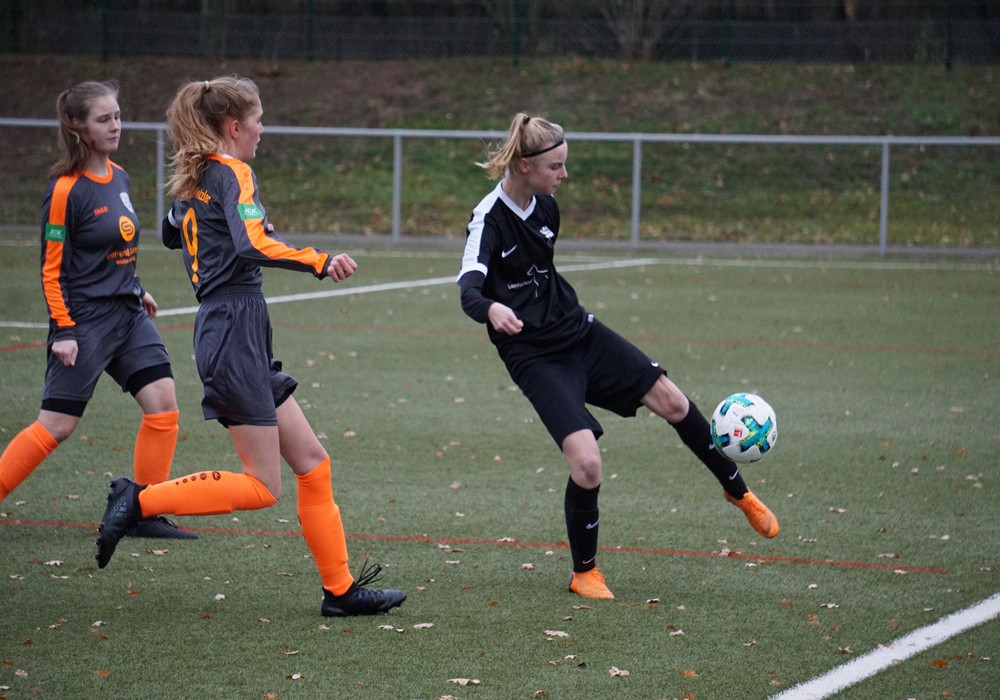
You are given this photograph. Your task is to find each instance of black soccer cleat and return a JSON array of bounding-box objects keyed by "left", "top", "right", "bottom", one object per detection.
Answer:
[
  {"left": 127, "top": 516, "right": 198, "bottom": 540},
  {"left": 94, "top": 477, "right": 143, "bottom": 568},
  {"left": 321, "top": 559, "right": 406, "bottom": 617}
]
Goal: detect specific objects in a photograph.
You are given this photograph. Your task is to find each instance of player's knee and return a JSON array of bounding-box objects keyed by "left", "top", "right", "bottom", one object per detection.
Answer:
[
  {"left": 647, "top": 376, "right": 689, "bottom": 421},
  {"left": 570, "top": 451, "right": 602, "bottom": 488}
]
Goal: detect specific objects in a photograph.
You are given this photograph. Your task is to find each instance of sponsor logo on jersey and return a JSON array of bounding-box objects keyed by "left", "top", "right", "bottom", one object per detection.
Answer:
[
  {"left": 539, "top": 226, "right": 555, "bottom": 239},
  {"left": 93, "top": 205, "right": 109, "bottom": 217},
  {"left": 238, "top": 203, "right": 264, "bottom": 220},
  {"left": 195, "top": 188, "right": 212, "bottom": 203},
  {"left": 45, "top": 223, "right": 66, "bottom": 243},
  {"left": 119, "top": 215, "right": 136, "bottom": 241}
]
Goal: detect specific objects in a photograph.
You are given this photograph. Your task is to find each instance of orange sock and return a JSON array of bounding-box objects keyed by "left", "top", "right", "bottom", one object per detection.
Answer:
[
  {"left": 138, "top": 470, "right": 277, "bottom": 517},
  {"left": 296, "top": 457, "right": 353, "bottom": 595},
  {"left": 133, "top": 410, "right": 179, "bottom": 485},
  {"left": 0, "top": 421, "right": 59, "bottom": 502}
]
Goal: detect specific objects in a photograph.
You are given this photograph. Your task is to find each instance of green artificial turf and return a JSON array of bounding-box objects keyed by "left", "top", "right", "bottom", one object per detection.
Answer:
[{"left": 1, "top": 243, "right": 997, "bottom": 698}]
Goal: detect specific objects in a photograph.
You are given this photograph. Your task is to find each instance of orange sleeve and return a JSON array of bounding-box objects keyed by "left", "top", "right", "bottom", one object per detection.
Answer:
[
  {"left": 230, "top": 163, "right": 328, "bottom": 276},
  {"left": 42, "top": 175, "right": 79, "bottom": 329}
]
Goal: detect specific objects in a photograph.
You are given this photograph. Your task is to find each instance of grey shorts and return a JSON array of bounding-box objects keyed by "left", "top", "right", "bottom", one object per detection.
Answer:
[
  {"left": 507, "top": 318, "right": 665, "bottom": 448},
  {"left": 42, "top": 298, "right": 171, "bottom": 410},
  {"left": 194, "top": 288, "right": 297, "bottom": 427}
]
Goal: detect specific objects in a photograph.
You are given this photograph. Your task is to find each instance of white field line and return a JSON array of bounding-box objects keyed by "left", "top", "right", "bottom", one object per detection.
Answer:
[
  {"left": 771, "top": 591, "right": 1000, "bottom": 700},
  {"left": 1, "top": 254, "right": 995, "bottom": 328}
]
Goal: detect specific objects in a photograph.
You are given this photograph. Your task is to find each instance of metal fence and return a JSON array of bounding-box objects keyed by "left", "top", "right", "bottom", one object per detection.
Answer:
[
  {"left": 3, "top": 117, "right": 997, "bottom": 256},
  {"left": 3, "top": 0, "right": 998, "bottom": 64}
]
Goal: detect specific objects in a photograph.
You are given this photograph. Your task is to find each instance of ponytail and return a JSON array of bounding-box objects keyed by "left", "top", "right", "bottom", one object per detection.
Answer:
[
  {"left": 477, "top": 113, "right": 565, "bottom": 180},
  {"left": 165, "top": 76, "right": 260, "bottom": 197}
]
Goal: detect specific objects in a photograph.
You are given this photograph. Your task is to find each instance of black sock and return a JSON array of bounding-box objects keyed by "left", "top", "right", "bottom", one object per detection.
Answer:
[
  {"left": 671, "top": 399, "right": 749, "bottom": 499},
  {"left": 564, "top": 476, "right": 600, "bottom": 573}
]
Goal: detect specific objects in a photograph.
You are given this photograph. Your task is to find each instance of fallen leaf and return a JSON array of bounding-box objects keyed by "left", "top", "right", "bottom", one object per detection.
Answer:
[
  {"left": 95, "top": 669, "right": 111, "bottom": 678},
  {"left": 544, "top": 630, "right": 569, "bottom": 638},
  {"left": 681, "top": 669, "right": 699, "bottom": 678},
  {"left": 609, "top": 666, "right": 630, "bottom": 677},
  {"left": 448, "top": 678, "right": 480, "bottom": 686},
  {"left": 412, "top": 622, "right": 434, "bottom": 629}
]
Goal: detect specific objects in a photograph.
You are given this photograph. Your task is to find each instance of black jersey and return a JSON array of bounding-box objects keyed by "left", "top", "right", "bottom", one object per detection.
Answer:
[
  {"left": 163, "top": 155, "right": 331, "bottom": 301},
  {"left": 40, "top": 162, "right": 143, "bottom": 342},
  {"left": 457, "top": 181, "right": 591, "bottom": 369}
]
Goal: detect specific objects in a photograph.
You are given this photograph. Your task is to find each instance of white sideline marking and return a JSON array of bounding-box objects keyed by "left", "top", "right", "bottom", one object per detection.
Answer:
[
  {"left": 771, "top": 592, "right": 1000, "bottom": 700},
  {"left": 156, "top": 258, "right": 660, "bottom": 317}
]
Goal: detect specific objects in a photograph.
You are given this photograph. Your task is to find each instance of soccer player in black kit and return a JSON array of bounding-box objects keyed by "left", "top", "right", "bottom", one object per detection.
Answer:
[{"left": 456, "top": 113, "right": 779, "bottom": 599}]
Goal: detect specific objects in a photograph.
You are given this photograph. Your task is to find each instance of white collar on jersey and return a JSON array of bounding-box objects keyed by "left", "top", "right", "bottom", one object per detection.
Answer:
[{"left": 497, "top": 181, "right": 536, "bottom": 220}]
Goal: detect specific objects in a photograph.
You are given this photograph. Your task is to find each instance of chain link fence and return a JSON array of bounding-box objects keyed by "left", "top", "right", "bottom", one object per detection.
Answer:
[{"left": 2, "top": 0, "right": 997, "bottom": 64}]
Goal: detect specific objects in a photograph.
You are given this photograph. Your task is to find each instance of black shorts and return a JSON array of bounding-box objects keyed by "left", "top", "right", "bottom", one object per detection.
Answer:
[
  {"left": 506, "top": 318, "right": 665, "bottom": 448},
  {"left": 194, "top": 288, "right": 297, "bottom": 427},
  {"left": 42, "top": 298, "right": 171, "bottom": 410}
]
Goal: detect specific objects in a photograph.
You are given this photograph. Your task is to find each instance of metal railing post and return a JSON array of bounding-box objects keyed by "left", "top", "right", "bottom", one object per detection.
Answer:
[
  {"left": 156, "top": 126, "right": 165, "bottom": 234},
  {"left": 631, "top": 137, "right": 642, "bottom": 251},
  {"left": 879, "top": 140, "right": 890, "bottom": 257},
  {"left": 392, "top": 132, "right": 403, "bottom": 246}
]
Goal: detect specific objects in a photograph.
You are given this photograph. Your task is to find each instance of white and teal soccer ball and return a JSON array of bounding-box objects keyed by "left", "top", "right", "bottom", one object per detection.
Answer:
[{"left": 711, "top": 393, "right": 778, "bottom": 463}]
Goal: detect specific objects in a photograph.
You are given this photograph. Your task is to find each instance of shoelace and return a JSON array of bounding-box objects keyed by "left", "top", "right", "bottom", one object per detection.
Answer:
[{"left": 354, "top": 558, "right": 384, "bottom": 588}]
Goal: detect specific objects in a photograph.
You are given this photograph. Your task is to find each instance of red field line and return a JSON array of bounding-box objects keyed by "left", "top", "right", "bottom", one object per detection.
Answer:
[
  {"left": 0, "top": 518, "right": 947, "bottom": 574},
  {"left": 0, "top": 340, "right": 45, "bottom": 353}
]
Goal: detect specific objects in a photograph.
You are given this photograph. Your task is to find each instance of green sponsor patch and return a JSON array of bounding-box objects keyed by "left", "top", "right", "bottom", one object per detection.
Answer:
[
  {"left": 237, "top": 203, "right": 263, "bottom": 221},
  {"left": 45, "top": 223, "right": 66, "bottom": 243}
]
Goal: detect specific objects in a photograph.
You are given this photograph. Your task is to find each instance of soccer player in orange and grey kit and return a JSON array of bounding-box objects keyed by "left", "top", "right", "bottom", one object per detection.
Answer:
[
  {"left": 0, "top": 80, "right": 195, "bottom": 540},
  {"left": 95, "top": 76, "right": 405, "bottom": 617},
  {"left": 457, "top": 113, "right": 779, "bottom": 600}
]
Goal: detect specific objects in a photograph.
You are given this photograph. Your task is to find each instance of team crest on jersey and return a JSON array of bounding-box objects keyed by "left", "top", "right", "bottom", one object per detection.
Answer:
[
  {"left": 119, "top": 191, "right": 135, "bottom": 213},
  {"left": 539, "top": 226, "right": 555, "bottom": 239}
]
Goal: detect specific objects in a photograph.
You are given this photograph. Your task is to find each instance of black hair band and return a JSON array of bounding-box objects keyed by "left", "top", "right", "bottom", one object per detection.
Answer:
[{"left": 522, "top": 140, "right": 565, "bottom": 158}]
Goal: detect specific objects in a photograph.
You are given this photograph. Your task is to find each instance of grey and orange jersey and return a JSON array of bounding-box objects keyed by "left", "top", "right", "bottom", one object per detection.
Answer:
[
  {"left": 40, "top": 161, "right": 142, "bottom": 341},
  {"left": 164, "top": 154, "right": 330, "bottom": 301}
]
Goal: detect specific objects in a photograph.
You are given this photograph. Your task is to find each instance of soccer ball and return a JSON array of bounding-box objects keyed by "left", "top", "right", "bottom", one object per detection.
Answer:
[{"left": 710, "top": 393, "right": 778, "bottom": 463}]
